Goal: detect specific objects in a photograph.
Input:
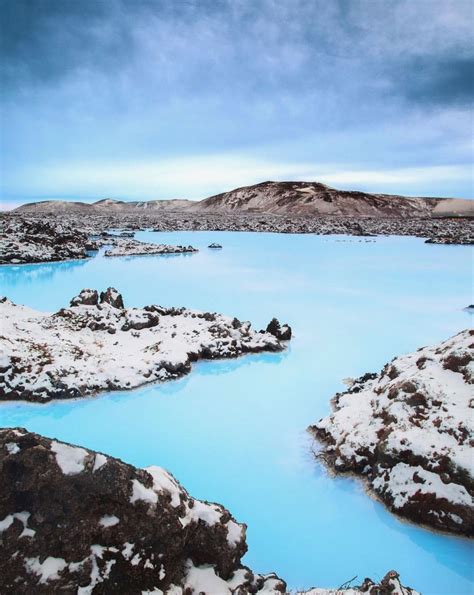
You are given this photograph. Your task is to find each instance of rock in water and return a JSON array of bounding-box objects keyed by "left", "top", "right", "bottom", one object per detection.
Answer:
[
  {"left": 310, "top": 330, "right": 474, "bottom": 536},
  {"left": 0, "top": 428, "right": 286, "bottom": 594},
  {"left": 0, "top": 289, "right": 289, "bottom": 402},
  {"left": 266, "top": 318, "right": 292, "bottom": 341},
  {"left": 0, "top": 429, "right": 420, "bottom": 594}
]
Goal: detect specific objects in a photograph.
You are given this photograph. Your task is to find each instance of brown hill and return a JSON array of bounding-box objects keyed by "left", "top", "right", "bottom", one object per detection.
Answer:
[
  {"left": 191, "top": 181, "right": 449, "bottom": 217},
  {"left": 12, "top": 181, "right": 473, "bottom": 218}
]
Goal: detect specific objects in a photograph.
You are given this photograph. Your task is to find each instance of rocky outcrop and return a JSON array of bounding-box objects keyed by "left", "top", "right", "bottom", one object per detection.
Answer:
[
  {"left": 0, "top": 288, "right": 291, "bottom": 402},
  {"left": 0, "top": 429, "right": 420, "bottom": 594},
  {"left": 0, "top": 219, "right": 90, "bottom": 265},
  {"left": 265, "top": 318, "right": 292, "bottom": 341},
  {"left": 310, "top": 330, "right": 474, "bottom": 536},
  {"left": 0, "top": 217, "right": 201, "bottom": 265},
  {"left": 0, "top": 428, "right": 286, "bottom": 594},
  {"left": 104, "top": 239, "right": 198, "bottom": 258}
]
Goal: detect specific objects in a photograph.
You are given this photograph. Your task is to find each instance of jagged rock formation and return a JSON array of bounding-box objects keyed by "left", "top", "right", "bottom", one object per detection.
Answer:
[
  {"left": 0, "top": 428, "right": 286, "bottom": 594},
  {"left": 0, "top": 219, "right": 90, "bottom": 264},
  {"left": 0, "top": 288, "right": 291, "bottom": 402},
  {"left": 265, "top": 318, "right": 292, "bottom": 341},
  {"left": 12, "top": 180, "right": 474, "bottom": 218},
  {"left": 310, "top": 330, "right": 474, "bottom": 536},
  {"left": 0, "top": 429, "right": 420, "bottom": 594}
]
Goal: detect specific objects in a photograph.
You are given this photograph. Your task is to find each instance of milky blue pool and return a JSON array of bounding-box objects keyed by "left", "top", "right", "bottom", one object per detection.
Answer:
[{"left": 0, "top": 232, "right": 472, "bottom": 593}]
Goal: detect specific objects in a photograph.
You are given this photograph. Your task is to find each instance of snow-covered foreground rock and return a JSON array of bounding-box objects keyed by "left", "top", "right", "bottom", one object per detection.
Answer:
[
  {"left": 311, "top": 330, "right": 474, "bottom": 536},
  {"left": 0, "top": 428, "right": 285, "bottom": 593},
  {"left": 0, "top": 428, "right": 419, "bottom": 594},
  {"left": 0, "top": 288, "right": 291, "bottom": 402},
  {"left": 104, "top": 239, "right": 198, "bottom": 257}
]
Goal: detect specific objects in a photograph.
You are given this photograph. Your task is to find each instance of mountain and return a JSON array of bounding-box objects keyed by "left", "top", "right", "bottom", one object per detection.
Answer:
[
  {"left": 191, "top": 181, "right": 472, "bottom": 217},
  {"left": 12, "top": 200, "right": 95, "bottom": 213},
  {"left": 14, "top": 198, "right": 193, "bottom": 213},
  {"left": 92, "top": 198, "right": 194, "bottom": 211},
  {"left": 11, "top": 181, "right": 474, "bottom": 218}
]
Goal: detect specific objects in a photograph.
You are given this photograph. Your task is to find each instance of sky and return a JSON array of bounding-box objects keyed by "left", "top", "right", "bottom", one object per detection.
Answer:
[{"left": 1, "top": 0, "right": 473, "bottom": 209}]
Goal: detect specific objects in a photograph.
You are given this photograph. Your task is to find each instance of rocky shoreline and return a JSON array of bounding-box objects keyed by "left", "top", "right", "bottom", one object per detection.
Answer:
[
  {"left": 0, "top": 288, "right": 291, "bottom": 403},
  {"left": 0, "top": 428, "right": 419, "bottom": 594},
  {"left": 1, "top": 212, "right": 472, "bottom": 266},
  {"left": 310, "top": 330, "right": 474, "bottom": 536},
  {"left": 103, "top": 239, "right": 198, "bottom": 258},
  {"left": 0, "top": 218, "right": 91, "bottom": 265}
]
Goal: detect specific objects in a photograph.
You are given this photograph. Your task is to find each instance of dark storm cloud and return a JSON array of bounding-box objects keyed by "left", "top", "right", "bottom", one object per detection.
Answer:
[
  {"left": 0, "top": 0, "right": 472, "bottom": 203},
  {"left": 402, "top": 57, "right": 474, "bottom": 107},
  {"left": 2, "top": 0, "right": 472, "bottom": 109},
  {"left": 0, "top": 0, "right": 134, "bottom": 89}
]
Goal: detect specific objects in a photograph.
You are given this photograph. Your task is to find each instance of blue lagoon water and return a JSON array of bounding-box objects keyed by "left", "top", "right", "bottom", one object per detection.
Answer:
[{"left": 0, "top": 232, "right": 472, "bottom": 593}]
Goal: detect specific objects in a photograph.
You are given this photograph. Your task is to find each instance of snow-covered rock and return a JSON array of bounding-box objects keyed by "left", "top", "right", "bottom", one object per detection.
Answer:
[
  {"left": 0, "top": 288, "right": 290, "bottom": 402},
  {"left": 104, "top": 239, "right": 197, "bottom": 257},
  {"left": 0, "top": 219, "right": 90, "bottom": 264},
  {"left": 311, "top": 330, "right": 474, "bottom": 536},
  {"left": 0, "top": 428, "right": 286, "bottom": 594},
  {"left": 301, "top": 570, "right": 419, "bottom": 594},
  {"left": 0, "top": 429, "right": 420, "bottom": 594}
]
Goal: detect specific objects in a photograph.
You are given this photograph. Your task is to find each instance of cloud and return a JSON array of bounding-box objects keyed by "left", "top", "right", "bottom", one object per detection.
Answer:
[
  {"left": 7, "top": 156, "right": 472, "bottom": 202},
  {"left": 1, "top": 0, "right": 473, "bottom": 201}
]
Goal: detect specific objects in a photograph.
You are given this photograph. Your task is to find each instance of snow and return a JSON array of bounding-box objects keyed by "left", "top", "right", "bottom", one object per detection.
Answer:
[
  {"left": 146, "top": 466, "right": 182, "bottom": 507},
  {"left": 184, "top": 562, "right": 233, "bottom": 594},
  {"left": 182, "top": 499, "right": 222, "bottom": 527},
  {"left": 51, "top": 441, "right": 88, "bottom": 475},
  {"left": 0, "top": 514, "right": 14, "bottom": 532},
  {"left": 372, "top": 463, "right": 472, "bottom": 509},
  {"left": 0, "top": 511, "right": 35, "bottom": 538},
  {"left": 130, "top": 480, "right": 158, "bottom": 505},
  {"left": 99, "top": 515, "right": 120, "bottom": 527},
  {"left": 93, "top": 453, "right": 107, "bottom": 472},
  {"left": 5, "top": 442, "right": 20, "bottom": 454},
  {"left": 24, "top": 556, "right": 67, "bottom": 583},
  {"left": 122, "top": 543, "right": 135, "bottom": 560},
  {"left": 226, "top": 520, "right": 243, "bottom": 546},
  {"left": 0, "top": 291, "right": 285, "bottom": 401},
  {"left": 314, "top": 329, "right": 473, "bottom": 532}
]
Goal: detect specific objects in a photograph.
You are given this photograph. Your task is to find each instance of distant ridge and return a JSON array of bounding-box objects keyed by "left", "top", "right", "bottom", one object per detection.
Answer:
[{"left": 12, "top": 181, "right": 474, "bottom": 218}]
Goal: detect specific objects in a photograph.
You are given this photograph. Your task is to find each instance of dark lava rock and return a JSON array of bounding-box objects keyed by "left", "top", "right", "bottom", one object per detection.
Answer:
[
  {"left": 208, "top": 243, "right": 223, "bottom": 249},
  {"left": 99, "top": 287, "right": 124, "bottom": 309},
  {"left": 121, "top": 311, "right": 160, "bottom": 331},
  {"left": 70, "top": 289, "right": 99, "bottom": 307},
  {"left": 0, "top": 428, "right": 286, "bottom": 594},
  {"left": 266, "top": 318, "right": 292, "bottom": 341}
]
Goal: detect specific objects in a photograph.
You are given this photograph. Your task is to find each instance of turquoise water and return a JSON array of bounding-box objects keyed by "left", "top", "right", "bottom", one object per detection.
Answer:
[{"left": 0, "top": 232, "right": 472, "bottom": 594}]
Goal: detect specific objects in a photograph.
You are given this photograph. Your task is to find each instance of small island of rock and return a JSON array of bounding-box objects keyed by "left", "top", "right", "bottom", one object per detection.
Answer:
[
  {"left": 0, "top": 428, "right": 419, "bottom": 594},
  {"left": 310, "top": 330, "right": 473, "bottom": 536},
  {"left": 0, "top": 288, "right": 291, "bottom": 402}
]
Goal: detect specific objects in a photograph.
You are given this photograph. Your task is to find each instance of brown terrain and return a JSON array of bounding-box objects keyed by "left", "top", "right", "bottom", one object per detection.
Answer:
[{"left": 12, "top": 180, "right": 474, "bottom": 218}]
